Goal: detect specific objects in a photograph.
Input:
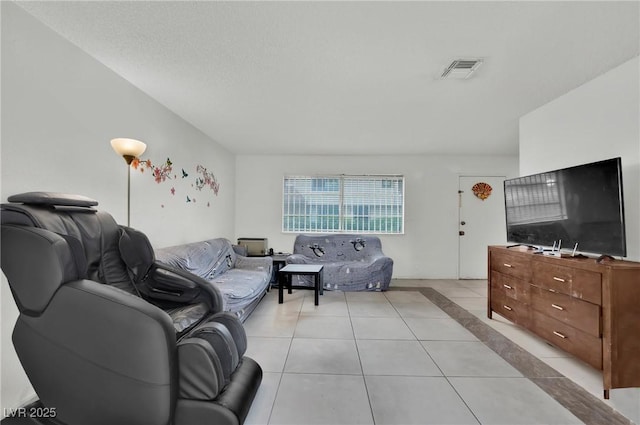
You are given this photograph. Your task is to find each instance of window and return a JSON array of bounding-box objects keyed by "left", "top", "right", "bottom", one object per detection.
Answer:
[
  {"left": 311, "top": 178, "right": 339, "bottom": 192},
  {"left": 283, "top": 175, "right": 404, "bottom": 234}
]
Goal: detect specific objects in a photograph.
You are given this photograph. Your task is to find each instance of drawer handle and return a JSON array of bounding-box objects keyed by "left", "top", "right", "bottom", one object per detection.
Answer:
[
  {"left": 553, "top": 331, "right": 567, "bottom": 339},
  {"left": 551, "top": 304, "right": 564, "bottom": 311},
  {"left": 503, "top": 284, "right": 513, "bottom": 290},
  {"left": 553, "top": 277, "right": 566, "bottom": 283},
  {"left": 503, "top": 305, "right": 513, "bottom": 311},
  {"left": 503, "top": 263, "right": 513, "bottom": 268}
]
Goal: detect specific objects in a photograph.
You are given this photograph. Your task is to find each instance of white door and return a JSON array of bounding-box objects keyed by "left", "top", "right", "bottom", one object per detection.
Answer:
[{"left": 458, "top": 176, "right": 507, "bottom": 279}]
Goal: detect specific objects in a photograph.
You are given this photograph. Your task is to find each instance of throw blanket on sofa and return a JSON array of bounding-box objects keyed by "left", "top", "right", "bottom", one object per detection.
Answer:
[
  {"left": 286, "top": 234, "right": 393, "bottom": 291},
  {"left": 156, "top": 238, "right": 271, "bottom": 321}
]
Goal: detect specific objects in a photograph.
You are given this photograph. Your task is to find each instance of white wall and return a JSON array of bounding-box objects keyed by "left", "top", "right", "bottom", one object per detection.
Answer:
[
  {"left": 235, "top": 154, "right": 518, "bottom": 278},
  {"left": 520, "top": 56, "right": 640, "bottom": 262},
  {"left": 1, "top": 3, "right": 236, "bottom": 411},
  {"left": 520, "top": 56, "right": 640, "bottom": 423}
]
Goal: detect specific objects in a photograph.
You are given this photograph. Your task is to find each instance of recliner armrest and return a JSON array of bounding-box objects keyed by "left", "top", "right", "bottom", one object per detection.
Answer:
[
  {"left": 150, "top": 266, "right": 197, "bottom": 294},
  {"left": 143, "top": 262, "right": 225, "bottom": 313}
]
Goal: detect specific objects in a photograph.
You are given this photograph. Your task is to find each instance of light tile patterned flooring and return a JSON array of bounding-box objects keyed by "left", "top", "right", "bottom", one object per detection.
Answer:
[{"left": 242, "top": 279, "right": 633, "bottom": 425}]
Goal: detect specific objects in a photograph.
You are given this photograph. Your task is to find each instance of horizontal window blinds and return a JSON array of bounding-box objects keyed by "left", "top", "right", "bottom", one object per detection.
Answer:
[{"left": 283, "top": 175, "right": 404, "bottom": 234}]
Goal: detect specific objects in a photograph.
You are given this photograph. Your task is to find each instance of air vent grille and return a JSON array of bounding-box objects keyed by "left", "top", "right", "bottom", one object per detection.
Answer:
[{"left": 441, "top": 59, "right": 484, "bottom": 79}]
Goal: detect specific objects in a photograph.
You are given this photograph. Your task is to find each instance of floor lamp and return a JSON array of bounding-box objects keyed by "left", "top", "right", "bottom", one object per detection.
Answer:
[{"left": 110, "top": 138, "right": 147, "bottom": 227}]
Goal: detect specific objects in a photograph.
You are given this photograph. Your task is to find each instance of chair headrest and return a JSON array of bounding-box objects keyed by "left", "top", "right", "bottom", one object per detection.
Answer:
[
  {"left": 2, "top": 192, "right": 132, "bottom": 288},
  {"left": 7, "top": 192, "right": 98, "bottom": 209}
]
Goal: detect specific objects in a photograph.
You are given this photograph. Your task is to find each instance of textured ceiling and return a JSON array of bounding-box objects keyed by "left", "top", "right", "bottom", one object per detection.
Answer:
[{"left": 16, "top": 1, "right": 640, "bottom": 156}]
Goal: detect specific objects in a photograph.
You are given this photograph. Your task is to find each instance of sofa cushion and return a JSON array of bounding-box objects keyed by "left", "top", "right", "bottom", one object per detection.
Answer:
[
  {"left": 156, "top": 239, "right": 237, "bottom": 280},
  {"left": 211, "top": 269, "right": 267, "bottom": 300}
]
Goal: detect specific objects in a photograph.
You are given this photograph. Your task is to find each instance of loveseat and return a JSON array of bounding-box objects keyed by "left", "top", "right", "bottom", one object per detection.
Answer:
[
  {"left": 286, "top": 234, "right": 393, "bottom": 291},
  {"left": 156, "top": 239, "right": 272, "bottom": 322}
]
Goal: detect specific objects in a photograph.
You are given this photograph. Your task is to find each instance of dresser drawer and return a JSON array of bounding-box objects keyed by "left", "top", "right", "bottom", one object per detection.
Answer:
[
  {"left": 490, "top": 250, "right": 531, "bottom": 281},
  {"left": 490, "top": 289, "right": 529, "bottom": 326},
  {"left": 491, "top": 270, "right": 530, "bottom": 303},
  {"left": 531, "top": 310, "right": 602, "bottom": 370},
  {"left": 530, "top": 285, "right": 601, "bottom": 337},
  {"left": 531, "top": 261, "right": 602, "bottom": 305}
]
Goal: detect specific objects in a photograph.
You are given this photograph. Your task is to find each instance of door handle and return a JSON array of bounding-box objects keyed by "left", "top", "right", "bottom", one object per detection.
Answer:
[{"left": 459, "top": 231, "right": 465, "bottom": 236}]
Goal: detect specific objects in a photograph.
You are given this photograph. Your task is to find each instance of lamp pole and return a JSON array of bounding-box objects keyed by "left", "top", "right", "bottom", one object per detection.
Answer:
[
  {"left": 110, "top": 138, "right": 147, "bottom": 228},
  {"left": 127, "top": 161, "right": 132, "bottom": 227},
  {"left": 121, "top": 154, "right": 136, "bottom": 227}
]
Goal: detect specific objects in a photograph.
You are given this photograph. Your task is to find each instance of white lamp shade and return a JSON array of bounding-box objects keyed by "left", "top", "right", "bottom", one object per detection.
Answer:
[{"left": 110, "top": 138, "right": 147, "bottom": 158}]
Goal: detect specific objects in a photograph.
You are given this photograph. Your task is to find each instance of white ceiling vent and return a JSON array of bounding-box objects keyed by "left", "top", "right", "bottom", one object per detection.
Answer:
[{"left": 440, "top": 59, "right": 483, "bottom": 80}]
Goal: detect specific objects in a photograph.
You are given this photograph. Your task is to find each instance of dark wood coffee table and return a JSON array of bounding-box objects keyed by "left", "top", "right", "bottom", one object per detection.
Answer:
[
  {"left": 269, "top": 253, "right": 290, "bottom": 288},
  {"left": 278, "top": 264, "right": 324, "bottom": 306}
]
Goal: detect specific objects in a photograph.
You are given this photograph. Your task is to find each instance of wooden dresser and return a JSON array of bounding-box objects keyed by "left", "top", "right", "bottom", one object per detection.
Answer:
[{"left": 488, "top": 245, "right": 640, "bottom": 398}]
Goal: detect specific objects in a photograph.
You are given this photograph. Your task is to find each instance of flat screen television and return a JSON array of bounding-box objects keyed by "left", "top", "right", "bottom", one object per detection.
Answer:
[{"left": 504, "top": 157, "right": 626, "bottom": 257}]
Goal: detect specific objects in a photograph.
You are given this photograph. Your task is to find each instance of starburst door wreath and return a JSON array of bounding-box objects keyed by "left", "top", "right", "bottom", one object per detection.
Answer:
[{"left": 472, "top": 182, "right": 492, "bottom": 200}]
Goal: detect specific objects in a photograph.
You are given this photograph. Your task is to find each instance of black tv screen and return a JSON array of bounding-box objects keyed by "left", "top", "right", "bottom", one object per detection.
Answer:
[{"left": 504, "top": 157, "right": 626, "bottom": 257}]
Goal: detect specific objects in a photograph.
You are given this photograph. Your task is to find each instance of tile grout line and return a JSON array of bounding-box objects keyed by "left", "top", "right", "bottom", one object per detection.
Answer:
[
  {"left": 390, "top": 286, "right": 633, "bottom": 425},
  {"left": 252, "top": 288, "right": 631, "bottom": 425},
  {"left": 390, "top": 292, "right": 484, "bottom": 425},
  {"left": 264, "top": 291, "right": 302, "bottom": 425},
  {"left": 346, "top": 293, "right": 379, "bottom": 425}
]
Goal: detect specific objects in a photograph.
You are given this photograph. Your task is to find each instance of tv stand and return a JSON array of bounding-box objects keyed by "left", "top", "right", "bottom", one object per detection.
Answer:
[{"left": 488, "top": 245, "right": 640, "bottom": 399}]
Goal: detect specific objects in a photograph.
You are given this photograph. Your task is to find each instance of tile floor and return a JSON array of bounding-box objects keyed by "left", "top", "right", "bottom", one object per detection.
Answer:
[{"left": 242, "top": 279, "right": 635, "bottom": 425}]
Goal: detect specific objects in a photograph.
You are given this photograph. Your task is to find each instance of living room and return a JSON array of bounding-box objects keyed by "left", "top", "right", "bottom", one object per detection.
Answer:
[{"left": 2, "top": 1, "right": 639, "bottom": 424}]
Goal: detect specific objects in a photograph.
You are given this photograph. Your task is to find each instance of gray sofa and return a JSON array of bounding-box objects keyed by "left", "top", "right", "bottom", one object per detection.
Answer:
[
  {"left": 156, "top": 238, "right": 272, "bottom": 322},
  {"left": 286, "top": 234, "right": 393, "bottom": 291}
]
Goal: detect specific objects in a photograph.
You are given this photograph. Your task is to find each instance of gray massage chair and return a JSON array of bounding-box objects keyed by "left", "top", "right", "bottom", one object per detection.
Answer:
[{"left": 0, "top": 192, "right": 262, "bottom": 425}]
